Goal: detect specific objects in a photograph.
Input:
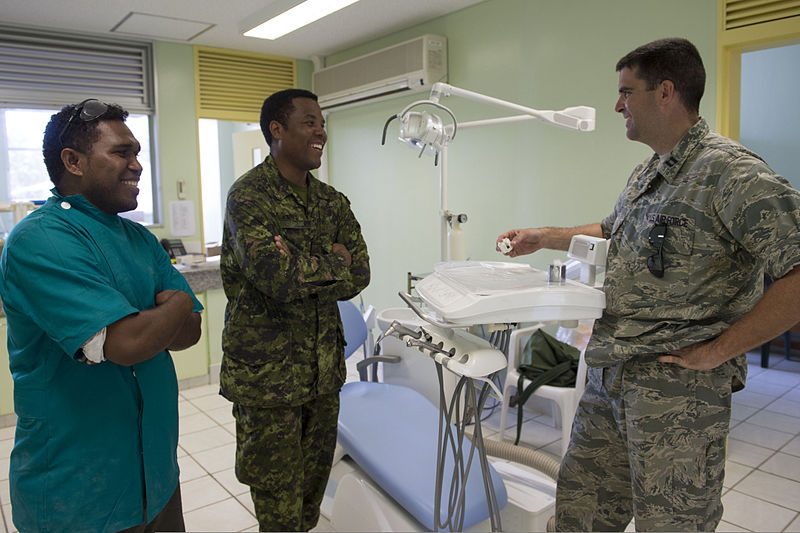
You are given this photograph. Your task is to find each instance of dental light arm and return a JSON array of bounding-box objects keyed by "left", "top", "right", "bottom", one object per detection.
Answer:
[
  {"left": 428, "top": 82, "right": 596, "bottom": 132},
  {"left": 381, "top": 83, "right": 595, "bottom": 166}
]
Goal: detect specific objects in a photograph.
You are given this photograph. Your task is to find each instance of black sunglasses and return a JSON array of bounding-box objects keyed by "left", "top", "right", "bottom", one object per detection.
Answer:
[
  {"left": 647, "top": 223, "right": 667, "bottom": 278},
  {"left": 58, "top": 99, "right": 109, "bottom": 148}
]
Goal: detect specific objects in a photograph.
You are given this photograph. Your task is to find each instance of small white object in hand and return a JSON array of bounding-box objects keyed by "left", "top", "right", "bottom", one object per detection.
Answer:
[{"left": 498, "top": 237, "right": 512, "bottom": 254}]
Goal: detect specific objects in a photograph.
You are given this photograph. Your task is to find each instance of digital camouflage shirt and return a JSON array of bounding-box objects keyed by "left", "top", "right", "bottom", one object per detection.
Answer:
[
  {"left": 220, "top": 155, "right": 370, "bottom": 406},
  {"left": 588, "top": 119, "right": 800, "bottom": 380}
]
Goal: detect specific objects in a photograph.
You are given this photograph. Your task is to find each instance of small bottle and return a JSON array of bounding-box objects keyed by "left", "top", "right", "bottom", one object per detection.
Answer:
[{"left": 448, "top": 214, "right": 467, "bottom": 261}]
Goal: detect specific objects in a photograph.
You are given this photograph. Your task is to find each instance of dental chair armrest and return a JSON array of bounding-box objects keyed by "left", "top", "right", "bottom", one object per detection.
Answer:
[{"left": 356, "top": 355, "right": 401, "bottom": 382}]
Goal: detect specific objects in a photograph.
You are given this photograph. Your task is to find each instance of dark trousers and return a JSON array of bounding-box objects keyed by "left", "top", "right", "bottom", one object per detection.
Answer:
[{"left": 117, "top": 484, "right": 185, "bottom": 533}]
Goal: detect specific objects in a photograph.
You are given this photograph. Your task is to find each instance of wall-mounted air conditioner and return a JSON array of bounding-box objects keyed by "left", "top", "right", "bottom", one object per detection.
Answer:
[{"left": 313, "top": 34, "right": 447, "bottom": 111}]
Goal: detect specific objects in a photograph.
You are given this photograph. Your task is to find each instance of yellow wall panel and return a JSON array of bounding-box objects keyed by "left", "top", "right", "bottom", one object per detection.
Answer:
[{"left": 194, "top": 46, "right": 297, "bottom": 123}]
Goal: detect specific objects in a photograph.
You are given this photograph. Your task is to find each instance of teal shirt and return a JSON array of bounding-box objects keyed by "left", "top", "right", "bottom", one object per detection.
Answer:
[{"left": 0, "top": 191, "right": 203, "bottom": 533}]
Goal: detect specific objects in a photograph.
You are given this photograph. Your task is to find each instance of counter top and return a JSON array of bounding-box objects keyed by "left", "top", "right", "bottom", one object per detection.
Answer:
[{"left": 175, "top": 258, "right": 223, "bottom": 293}]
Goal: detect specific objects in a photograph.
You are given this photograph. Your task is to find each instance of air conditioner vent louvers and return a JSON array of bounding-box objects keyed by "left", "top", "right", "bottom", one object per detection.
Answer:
[{"left": 313, "top": 34, "right": 447, "bottom": 111}]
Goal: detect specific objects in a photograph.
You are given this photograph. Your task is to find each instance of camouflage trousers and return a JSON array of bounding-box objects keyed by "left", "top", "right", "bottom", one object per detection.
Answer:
[
  {"left": 556, "top": 355, "right": 734, "bottom": 531},
  {"left": 232, "top": 392, "right": 340, "bottom": 532}
]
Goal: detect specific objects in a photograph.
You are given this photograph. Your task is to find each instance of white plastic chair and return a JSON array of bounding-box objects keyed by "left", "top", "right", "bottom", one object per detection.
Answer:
[{"left": 498, "top": 324, "right": 588, "bottom": 456}]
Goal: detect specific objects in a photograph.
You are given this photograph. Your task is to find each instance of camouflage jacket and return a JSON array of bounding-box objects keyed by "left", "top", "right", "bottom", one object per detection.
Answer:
[
  {"left": 588, "top": 119, "right": 800, "bottom": 375},
  {"left": 220, "top": 155, "right": 370, "bottom": 406}
]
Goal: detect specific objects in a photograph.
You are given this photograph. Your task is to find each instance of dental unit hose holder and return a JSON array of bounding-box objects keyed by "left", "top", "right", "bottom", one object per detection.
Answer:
[{"left": 376, "top": 319, "right": 507, "bottom": 531}]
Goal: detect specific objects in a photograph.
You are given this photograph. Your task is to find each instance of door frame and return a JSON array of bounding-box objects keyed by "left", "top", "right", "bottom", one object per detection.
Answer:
[{"left": 716, "top": 2, "right": 800, "bottom": 140}]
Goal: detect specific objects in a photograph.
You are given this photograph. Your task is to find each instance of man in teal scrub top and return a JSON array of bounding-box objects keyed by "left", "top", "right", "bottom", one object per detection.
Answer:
[{"left": 0, "top": 99, "right": 203, "bottom": 533}]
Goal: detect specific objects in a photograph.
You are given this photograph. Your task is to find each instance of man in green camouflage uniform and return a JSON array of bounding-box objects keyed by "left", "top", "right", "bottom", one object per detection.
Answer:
[
  {"left": 220, "top": 88, "right": 370, "bottom": 531},
  {"left": 497, "top": 38, "right": 800, "bottom": 531}
]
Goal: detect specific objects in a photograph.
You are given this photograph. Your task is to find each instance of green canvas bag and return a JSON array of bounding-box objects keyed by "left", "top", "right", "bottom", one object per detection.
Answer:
[{"left": 514, "top": 329, "right": 580, "bottom": 445}]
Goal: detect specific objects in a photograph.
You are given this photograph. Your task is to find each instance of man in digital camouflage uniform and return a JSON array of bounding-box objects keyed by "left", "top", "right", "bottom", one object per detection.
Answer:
[
  {"left": 497, "top": 38, "right": 800, "bottom": 531},
  {"left": 220, "top": 88, "right": 370, "bottom": 531}
]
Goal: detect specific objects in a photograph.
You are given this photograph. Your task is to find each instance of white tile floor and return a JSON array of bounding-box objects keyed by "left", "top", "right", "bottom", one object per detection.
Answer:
[{"left": 3, "top": 351, "right": 800, "bottom": 532}]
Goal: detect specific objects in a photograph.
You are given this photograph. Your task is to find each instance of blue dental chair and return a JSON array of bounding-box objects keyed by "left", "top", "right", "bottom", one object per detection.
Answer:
[
  {"left": 339, "top": 300, "right": 368, "bottom": 359},
  {"left": 335, "top": 300, "right": 508, "bottom": 531},
  {"left": 338, "top": 300, "right": 386, "bottom": 381}
]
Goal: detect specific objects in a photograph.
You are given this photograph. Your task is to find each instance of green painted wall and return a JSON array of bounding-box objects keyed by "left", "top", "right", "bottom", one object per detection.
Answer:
[
  {"left": 297, "top": 58, "right": 314, "bottom": 90},
  {"left": 149, "top": 41, "right": 203, "bottom": 247},
  {"left": 322, "top": 0, "right": 718, "bottom": 314}
]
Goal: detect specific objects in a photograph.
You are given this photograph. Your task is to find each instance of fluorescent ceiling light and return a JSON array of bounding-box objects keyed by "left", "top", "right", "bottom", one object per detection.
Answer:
[{"left": 244, "top": 0, "right": 360, "bottom": 40}]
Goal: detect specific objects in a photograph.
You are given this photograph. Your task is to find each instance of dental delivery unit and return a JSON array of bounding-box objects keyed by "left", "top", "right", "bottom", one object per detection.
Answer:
[{"left": 322, "top": 235, "right": 607, "bottom": 531}]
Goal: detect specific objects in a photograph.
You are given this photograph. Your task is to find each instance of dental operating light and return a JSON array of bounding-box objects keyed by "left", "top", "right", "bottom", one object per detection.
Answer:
[
  {"left": 381, "top": 82, "right": 595, "bottom": 166},
  {"left": 380, "top": 82, "right": 597, "bottom": 263},
  {"left": 381, "top": 99, "right": 457, "bottom": 166}
]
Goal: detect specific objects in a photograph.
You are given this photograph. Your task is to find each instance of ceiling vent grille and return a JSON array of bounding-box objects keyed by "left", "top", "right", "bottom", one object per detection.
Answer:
[
  {"left": 724, "top": 0, "right": 800, "bottom": 30},
  {"left": 194, "top": 46, "right": 296, "bottom": 122}
]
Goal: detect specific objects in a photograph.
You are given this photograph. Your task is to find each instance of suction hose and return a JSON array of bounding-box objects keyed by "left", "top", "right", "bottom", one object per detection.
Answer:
[
  {"left": 479, "top": 437, "right": 561, "bottom": 481},
  {"left": 466, "top": 433, "right": 560, "bottom": 532}
]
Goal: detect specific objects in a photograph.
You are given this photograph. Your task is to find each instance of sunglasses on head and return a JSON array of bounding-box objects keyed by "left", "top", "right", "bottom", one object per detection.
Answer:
[
  {"left": 647, "top": 223, "right": 667, "bottom": 278},
  {"left": 58, "top": 99, "right": 109, "bottom": 148}
]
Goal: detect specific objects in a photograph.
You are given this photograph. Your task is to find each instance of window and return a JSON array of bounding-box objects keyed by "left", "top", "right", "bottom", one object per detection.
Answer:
[
  {"left": 0, "top": 109, "right": 154, "bottom": 224},
  {"left": 0, "top": 25, "right": 157, "bottom": 225}
]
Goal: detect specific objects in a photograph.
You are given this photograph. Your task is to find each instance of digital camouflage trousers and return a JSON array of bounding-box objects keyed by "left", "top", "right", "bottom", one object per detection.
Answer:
[{"left": 556, "top": 355, "right": 736, "bottom": 531}]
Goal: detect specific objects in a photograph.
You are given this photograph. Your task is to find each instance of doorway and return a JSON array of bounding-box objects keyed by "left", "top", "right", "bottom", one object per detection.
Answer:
[
  {"left": 739, "top": 43, "right": 800, "bottom": 189},
  {"left": 198, "top": 120, "right": 266, "bottom": 245}
]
